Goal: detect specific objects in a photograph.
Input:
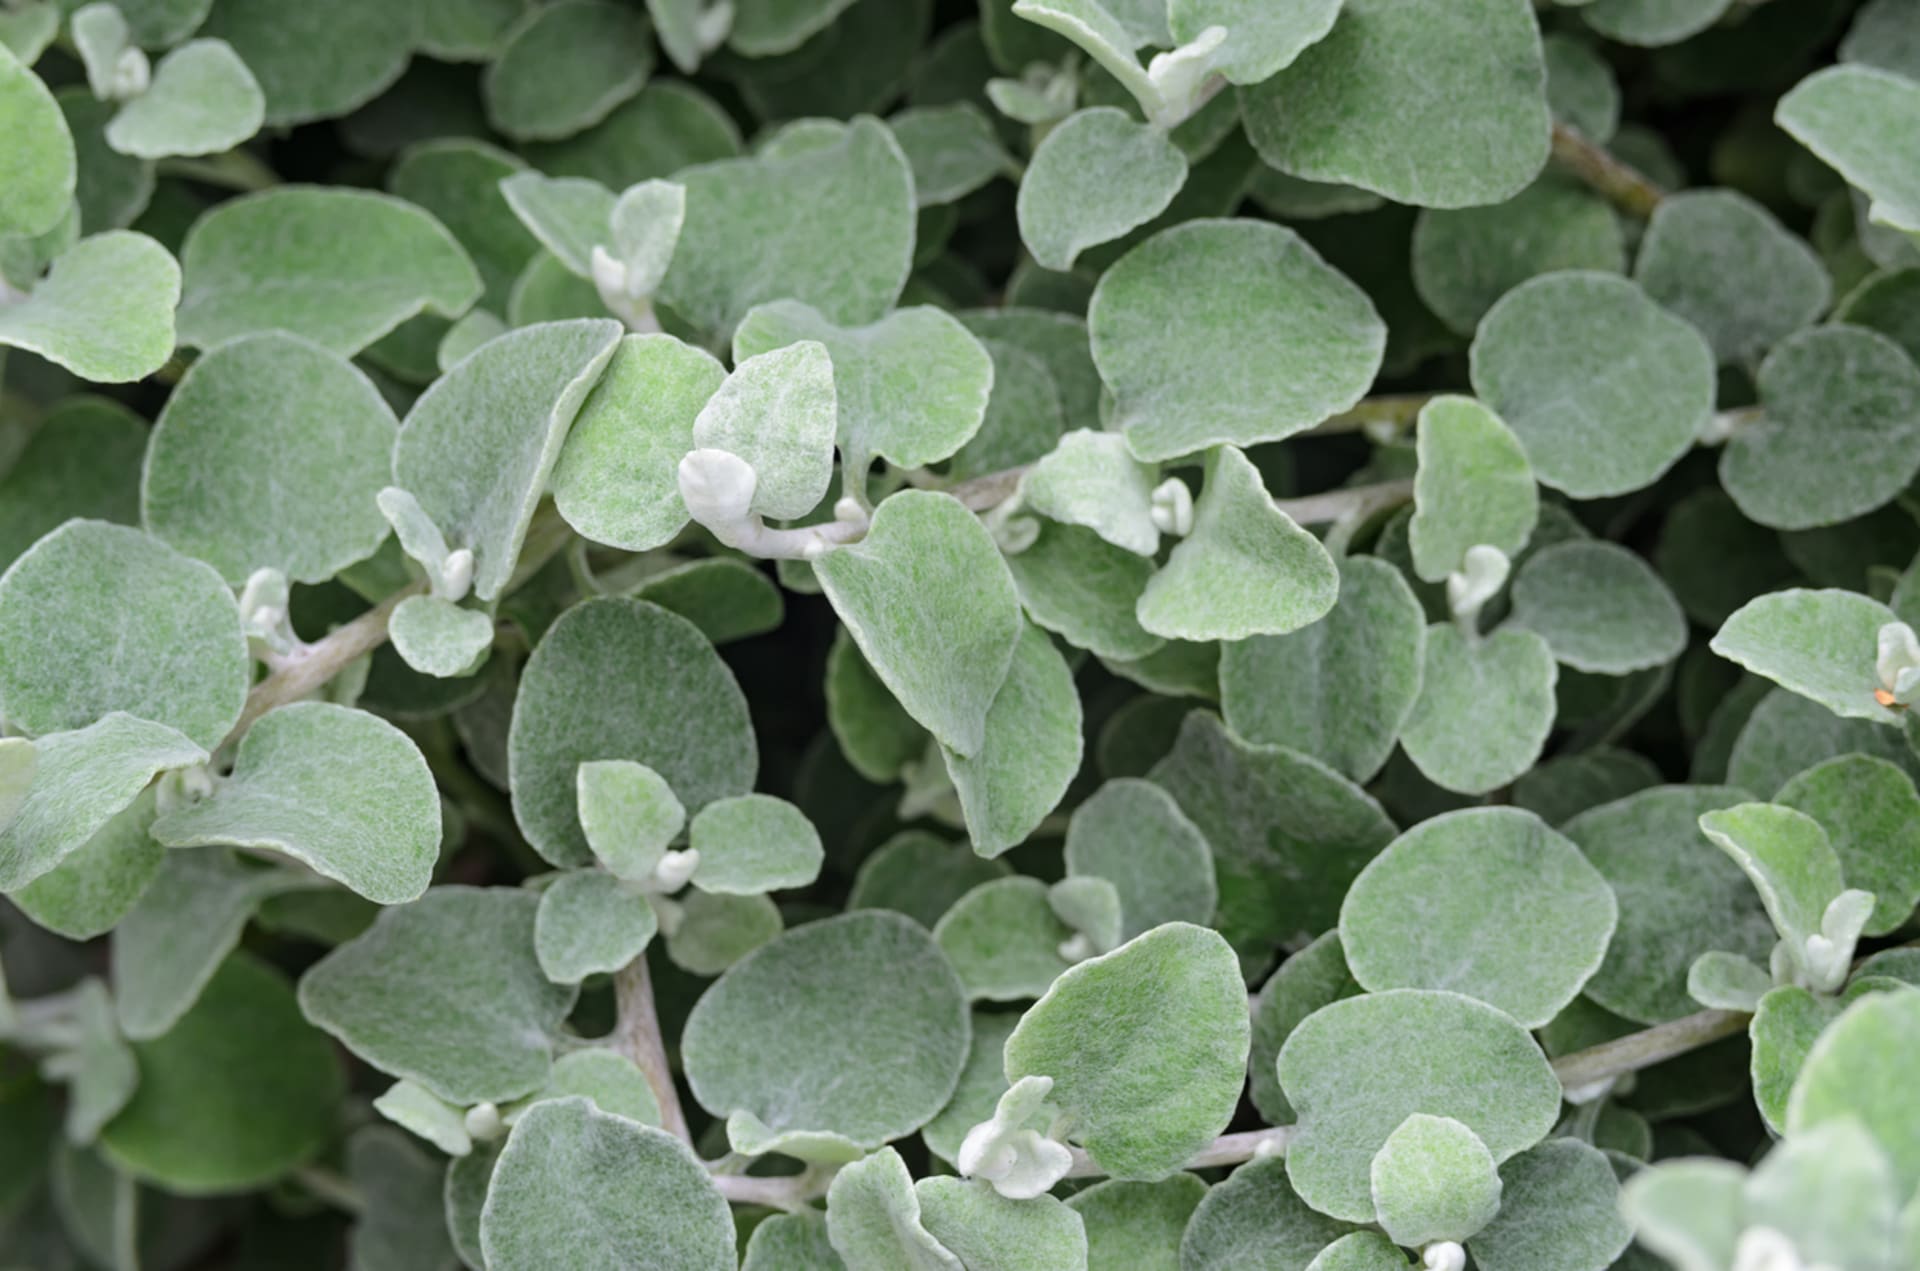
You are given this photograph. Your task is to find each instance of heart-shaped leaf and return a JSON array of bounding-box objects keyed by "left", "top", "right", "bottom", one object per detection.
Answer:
[
  {"left": 0, "top": 232, "right": 179, "bottom": 382},
  {"left": 1399, "top": 625, "right": 1558, "bottom": 796},
  {"left": 1407, "top": 395, "right": 1538, "bottom": 584},
  {"left": 104, "top": 38, "right": 263, "bottom": 159},
  {"left": 532, "top": 870, "right": 657, "bottom": 984}
]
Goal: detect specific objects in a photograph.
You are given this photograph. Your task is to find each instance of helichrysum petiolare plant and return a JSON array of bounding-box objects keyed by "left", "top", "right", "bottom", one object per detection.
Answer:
[{"left": 0, "top": 0, "right": 1917, "bottom": 1267}]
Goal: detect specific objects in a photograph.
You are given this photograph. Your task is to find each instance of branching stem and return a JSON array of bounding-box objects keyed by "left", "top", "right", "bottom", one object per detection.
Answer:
[
  {"left": 614, "top": 956, "right": 692, "bottom": 1144},
  {"left": 225, "top": 583, "right": 422, "bottom": 746}
]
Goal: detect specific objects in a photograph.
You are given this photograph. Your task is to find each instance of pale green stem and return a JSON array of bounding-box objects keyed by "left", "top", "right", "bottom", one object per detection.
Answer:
[
  {"left": 1550, "top": 123, "right": 1665, "bottom": 218},
  {"left": 614, "top": 956, "right": 692, "bottom": 1144}
]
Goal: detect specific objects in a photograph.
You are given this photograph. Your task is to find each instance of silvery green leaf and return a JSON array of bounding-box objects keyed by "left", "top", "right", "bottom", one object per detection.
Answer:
[
  {"left": 1089, "top": 219, "right": 1383, "bottom": 462},
  {"left": 524, "top": 80, "right": 740, "bottom": 189},
  {"left": 934, "top": 876, "right": 1075, "bottom": 1001},
  {"left": 1710, "top": 588, "right": 1902, "bottom": 724},
  {"left": 1699, "top": 802, "right": 1851, "bottom": 964},
  {"left": 1633, "top": 189, "right": 1831, "bottom": 369},
  {"left": 1727, "top": 687, "right": 1920, "bottom": 797},
  {"left": 1749, "top": 1118, "right": 1906, "bottom": 1271},
  {"left": 1470, "top": 272, "right": 1715, "bottom": 499},
  {"left": 605, "top": 177, "right": 684, "bottom": 298},
  {"left": 396, "top": 319, "right": 622, "bottom": 602},
  {"left": 532, "top": 870, "right": 657, "bottom": 985},
  {"left": 682, "top": 911, "right": 969, "bottom": 1159},
  {"left": 1509, "top": 541, "right": 1687, "bottom": 675},
  {"left": 1777, "top": 65, "right": 1920, "bottom": 238},
  {"left": 0, "top": 396, "right": 145, "bottom": 571},
  {"left": 1149, "top": 710, "right": 1396, "bottom": 954},
  {"left": 1005, "top": 923, "right": 1247, "bottom": 1180},
  {"left": 99, "top": 953, "right": 341, "bottom": 1195},
  {"left": 481, "top": 1, "right": 652, "bottom": 142},
  {"left": 1248, "top": 930, "right": 1360, "bottom": 1124},
  {"left": 200, "top": 0, "right": 412, "bottom": 125},
  {"left": 0, "top": 39, "right": 73, "bottom": 237},
  {"left": 1277, "top": 988, "right": 1561, "bottom": 1223},
  {"left": 509, "top": 598, "right": 756, "bottom": 867},
  {"left": 1006, "top": 521, "right": 1164, "bottom": 662},
  {"left": 1407, "top": 394, "right": 1538, "bottom": 584},
  {"left": 373, "top": 1079, "right": 472, "bottom": 1157},
  {"left": 1562, "top": 785, "right": 1775, "bottom": 1024},
  {"left": 1787, "top": 990, "right": 1920, "bottom": 1196},
  {"left": 1467, "top": 1137, "right": 1631, "bottom": 1271},
  {"left": 104, "top": 39, "right": 263, "bottom": 160},
  {"left": 1369, "top": 1114, "right": 1501, "bottom": 1247},
  {"left": 416, "top": 0, "right": 531, "bottom": 60},
  {"left": 1777, "top": 754, "right": 1920, "bottom": 936},
  {"left": 387, "top": 138, "right": 535, "bottom": 312},
  {"left": 1655, "top": 488, "right": 1800, "bottom": 631},
  {"left": 177, "top": 187, "right": 482, "bottom": 356},
  {"left": 1722, "top": 324, "right": 1920, "bottom": 531},
  {"left": 630, "top": 557, "right": 784, "bottom": 646},
  {"left": 1064, "top": 777, "right": 1216, "bottom": 941},
  {"left": 1010, "top": 0, "right": 1156, "bottom": 119},
  {"left": 1180, "top": 1155, "right": 1361, "bottom": 1270},
  {"left": 1305, "top": 1232, "right": 1412, "bottom": 1270},
  {"left": 744, "top": 1210, "right": 843, "bottom": 1271},
  {"left": 913, "top": 1176, "right": 1089, "bottom": 1271},
  {"left": 141, "top": 332, "right": 395, "bottom": 585},
  {"left": 847, "top": 831, "right": 1011, "bottom": 930},
  {"left": 729, "top": 0, "right": 856, "bottom": 55},
  {"left": 520, "top": 1047, "right": 662, "bottom": 1127},
  {"left": 498, "top": 171, "right": 615, "bottom": 278},
  {"left": 0, "top": 714, "right": 202, "bottom": 893},
  {"left": 664, "top": 889, "right": 783, "bottom": 977},
  {"left": 1137, "top": 445, "right": 1338, "bottom": 641},
  {"left": 1616, "top": 1158, "right": 1744, "bottom": 1271},
  {"left": 152, "top": 702, "right": 439, "bottom": 905},
  {"left": 1021, "top": 430, "right": 1159, "bottom": 558},
  {"left": 1018, "top": 107, "right": 1187, "bottom": 272},
  {"left": 0, "top": 3, "right": 59, "bottom": 64},
  {"left": 658, "top": 115, "right": 914, "bottom": 339},
  {"left": 734, "top": 300, "right": 994, "bottom": 479},
  {"left": 1240, "top": 0, "right": 1550, "bottom": 208},
  {"left": 826, "top": 1145, "right": 963, "bottom": 1271},
  {"left": 552, "top": 333, "right": 727, "bottom": 552},
  {"left": 1340, "top": 806, "right": 1617, "bottom": 1028},
  {"left": 1686, "top": 948, "right": 1773, "bottom": 1012},
  {"left": 298, "top": 886, "right": 578, "bottom": 1105},
  {"left": 1103, "top": 637, "right": 1220, "bottom": 701},
  {"left": 1411, "top": 177, "right": 1626, "bottom": 337},
  {"left": 958, "top": 309, "right": 1102, "bottom": 434},
  {"left": 74, "top": 4, "right": 138, "bottom": 101},
  {"left": 390, "top": 595, "right": 494, "bottom": 679},
  {"left": 942, "top": 621, "right": 1083, "bottom": 858},
  {"left": 1220, "top": 555, "right": 1425, "bottom": 784},
  {"left": 1400, "top": 625, "right": 1558, "bottom": 796},
  {"left": 444, "top": 1140, "right": 499, "bottom": 1270},
  {"left": 816, "top": 490, "right": 1023, "bottom": 759},
  {"left": 0, "top": 231, "right": 178, "bottom": 382},
  {"left": 1748, "top": 984, "right": 1840, "bottom": 1133},
  {"left": 42, "top": 981, "right": 135, "bottom": 1146},
  {"left": 691, "top": 340, "right": 837, "bottom": 521},
  {"left": 1580, "top": 0, "right": 1730, "bottom": 46},
  {"left": 889, "top": 102, "right": 1013, "bottom": 207},
  {"left": 1169, "top": 0, "right": 1339, "bottom": 84},
  {"left": 479, "top": 1097, "right": 733, "bottom": 1271},
  {"left": 1066, "top": 1174, "right": 1206, "bottom": 1270},
  {"left": 687, "top": 793, "right": 823, "bottom": 894},
  {"left": 947, "top": 337, "right": 1068, "bottom": 480},
  {"left": 826, "top": 631, "right": 928, "bottom": 784},
  {"left": 348, "top": 1126, "right": 461, "bottom": 1271},
  {"left": 111, "top": 847, "right": 308, "bottom": 1040},
  {"left": 9, "top": 787, "right": 161, "bottom": 941},
  {"left": 438, "top": 308, "right": 506, "bottom": 370}
]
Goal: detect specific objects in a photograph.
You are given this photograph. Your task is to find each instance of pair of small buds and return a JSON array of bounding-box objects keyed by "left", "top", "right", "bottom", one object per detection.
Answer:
[
  {"left": 1422, "top": 1242, "right": 1467, "bottom": 1271},
  {"left": 1772, "top": 888, "right": 1873, "bottom": 995},
  {"left": 1873, "top": 621, "right": 1920, "bottom": 709},
  {"left": 239, "top": 567, "right": 296, "bottom": 655},
  {"left": 1446, "top": 545, "right": 1510, "bottom": 624},
  {"left": 1732, "top": 1226, "right": 1839, "bottom": 1271},
  {"left": 958, "top": 1076, "right": 1074, "bottom": 1200},
  {"left": 1141, "top": 25, "right": 1229, "bottom": 129},
  {"left": 1149, "top": 477, "right": 1194, "bottom": 538}
]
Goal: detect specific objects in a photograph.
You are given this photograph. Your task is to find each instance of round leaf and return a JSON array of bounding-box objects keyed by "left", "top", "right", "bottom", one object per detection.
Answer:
[
  {"left": 1277, "top": 988, "right": 1562, "bottom": 1223},
  {"left": 100, "top": 953, "right": 341, "bottom": 1195},
  {"left": 933, "top": 876, "right": 1075, "bottom": 1002},
  {"left": 681, "top": 911, "right": 970, "bottom": 1158},
  {"left": 1709, "top": 587, "right": 1902, "bottom": 725},
  {"left": 1179, "top": 1155, "right": 1359, "bottom": 1271},
  {"left": 1064, "top": 777, "right": 1217, "bottom": 941},
  {"left": 142, "top": 332, "right": 395, "bottom": 584},
  {"left": 0, "top": 39, "right": 73, "bottom": 237},
  {"left": 480, "top": 1097, "right": 733, "bottom": 1271},
  {"left": 1240, "top": 0, "right": 1551, "bottom": 208},
  {"left": 1064, "top": 1174, "right": 1205, "bottom": 1271},
  {"left": 1777, "top": 754, "right": 1920, "bottom": 936},
  {"left": 1004, "top": 922, "right": 1249, "bottom": 1180},
  {"left": 176, "top": 187, "right": 482, "bottom": 356},
  {"left": 482, "top": 1, "right": 653, "bottom": 142},
  {"left": 1467, "top": 1137, "right": 1632, "bottom": 1271},
  {"left": 1340, "top": 806, "right": 1617, "bottom": 1028},
  {"left": 1017, "top": 107, "right": 1187, "bottom": 273},
  {"left": 103, "top": 38, "right": 264, "bottom": 160},
  {"left": 298, "top": 886, "right": 578, "bottom": 1105},
  {"left": 1369, "top": 1114, "right": 1502, "bottom": 1247},
  {"left": 0, "top": 231, "right": 179, "bottom": 382},
  {"left": 0, "top": 520, "right": 245, "bottom": 750},
  {"left": 1470, "top": 271, "right": 1715, "bottom": 498},
  {"left": 1509, "top": 540, "right": 1687, "bottom": 675},
  {"left": 1722, "top": 324, "right": 1920, "bottom": 531},
  {"left": 941, "top": 620, "right": 1083, "bottom": 858},
  {"left": 915, "top": 1177, "right": 1088, "bottom": 1271},
  {"left": 1787, "top": 989, "right": 1920, "bottom": 1197},
  {"left": 1089, "top": 219, "right": 1384, "bottom": 462},
  {"left": 509, "top": 597, "right": 757, "bottom": 866},
  {"left": 1400, "top": 625, "right": 1558, "bottom": 796},
  {"left": 199, "top": 0, "right": 412, "bottom": 125},
  {"left": 1407, "top": 394, "right": 1539, "bottom": 584},
  {"left": 688, "top": 793, "right": 824, "bottom": 895}
]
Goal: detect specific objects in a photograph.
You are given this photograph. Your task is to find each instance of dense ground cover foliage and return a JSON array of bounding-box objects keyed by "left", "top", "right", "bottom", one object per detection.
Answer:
[{"left": 1, "top": 0, "right": 1918, "bottom": 1267}]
